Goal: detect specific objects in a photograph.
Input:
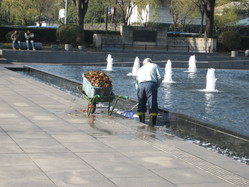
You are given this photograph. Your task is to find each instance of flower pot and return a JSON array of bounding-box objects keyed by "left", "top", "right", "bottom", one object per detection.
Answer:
[
  {"left": 245, "top": 50, "right": 249, "bottom": 57},
  {"left": 231, "top": 51, "right": 238, "bottom": 57},
  {"left": 65, "top": 44, "right": 72, "bottom": 51}
]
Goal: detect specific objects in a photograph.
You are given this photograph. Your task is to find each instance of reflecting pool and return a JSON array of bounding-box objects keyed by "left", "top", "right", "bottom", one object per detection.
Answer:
[{"left": 27, "top": 65, "right": 249, "bottom": 137}]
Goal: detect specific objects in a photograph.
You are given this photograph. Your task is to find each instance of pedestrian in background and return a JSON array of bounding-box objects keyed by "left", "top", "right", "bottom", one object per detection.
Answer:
[
  {"left": 25, "top": 30, "right": 35, "bottom": 50},
  {"left": 11, "top": 30, "right": 21, "bottom": 50}
]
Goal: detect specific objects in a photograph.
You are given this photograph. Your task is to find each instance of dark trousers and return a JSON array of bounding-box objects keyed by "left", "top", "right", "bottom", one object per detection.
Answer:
[{"left": 137, "top": 81, "right": 158, "bottom": 114}]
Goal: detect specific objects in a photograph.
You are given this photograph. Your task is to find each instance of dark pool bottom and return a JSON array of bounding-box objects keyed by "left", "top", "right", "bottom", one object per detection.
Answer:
[{"left": 7, "top": 66, "right": 249, "bottom": 158}]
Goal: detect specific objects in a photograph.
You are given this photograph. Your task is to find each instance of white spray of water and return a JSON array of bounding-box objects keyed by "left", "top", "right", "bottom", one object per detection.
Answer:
[
  {"left": 127, "top": 56, "right": 140, "bottom": 76},
  {"left": 204, "top": 68, "right": 218, "bottom": 92},
  {"left": 188, "top": 55, "right": 197, "bottom": 73},
  {"left": 106, "top": 54, "right": 113, "bottom": 71},
  {"left": 132, "top": 57, "right": 140, "bottom": 76},
  {"left": 163, "top": 60, "right": 174, "bottom": 83}
]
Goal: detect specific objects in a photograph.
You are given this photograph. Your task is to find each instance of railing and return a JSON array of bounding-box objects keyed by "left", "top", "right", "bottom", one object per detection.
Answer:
[{"left": 100, "top": 43, "right": 190, "bottom": 52}]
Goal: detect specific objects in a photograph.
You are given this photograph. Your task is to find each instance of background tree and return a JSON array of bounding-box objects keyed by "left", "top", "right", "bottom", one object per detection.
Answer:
[
  {"left": 0, "top": 0, "right": 7, "bottom": 25},
  {"left": 241, "top": 0, "right": 249, "bottom": 17},
  {"left": 1, "top": 0, "right": 62, "bottom": 26},
  {"left": 114, "top": 0, "right": 160, "bottom": 26},
  {"left": 115, "top": 0, "right": 136, "bottom": 26},
  {"left": 1, "top": 0, "right": 34, "bottom": 25},
  {"left": 84, "top": 0, "right": 121, "bottom": 26},
  {"left": 192, "top": 0, "right": 205, "bottom": 33},
  {"left": 35, "top": 0, "right": 62, "bottom": 26},
  {"left": 200, "top": 0, "right": 216, "bottom": 37},
  {"left": 168, "top": 0, "right": 181, "bottom": 30},
  {"left": 85, "top": 0, "right": 106, "bottom": 24},
  {"left": 72, "top": 0, "right": 89, "bottom": 29},
  {"left": 214, "top": 0, "right": 239, "bottom": 34},
  {"left": 232, "top": 0, "right": 249, "bottom": 18},
  {"left": 68, "top": 2, "right": 77, "bottom": 24},
  {"left": 135, "top": 0, "right": 161, "bottom": 26},
  {"left": 168, "top": 0, "right": 199, "bottom": 31}
]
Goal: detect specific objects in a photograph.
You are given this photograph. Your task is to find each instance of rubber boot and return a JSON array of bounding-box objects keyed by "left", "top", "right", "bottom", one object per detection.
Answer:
[
  {"left": 138, "top": 112, "right": 145, "bottom": 123},
  {"left": 149, "top": 113, "right": 157, "bottom": 126}
]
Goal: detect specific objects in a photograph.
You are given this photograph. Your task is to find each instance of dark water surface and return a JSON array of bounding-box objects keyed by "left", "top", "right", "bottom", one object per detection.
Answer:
[{"left": 28, "top": 65, "right": 249, "bottom": 137}]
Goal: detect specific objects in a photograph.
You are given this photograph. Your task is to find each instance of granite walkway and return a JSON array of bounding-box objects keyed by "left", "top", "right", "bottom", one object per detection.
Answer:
[{"left": 0, "top": 65, "right": 248, "bottom": 187}]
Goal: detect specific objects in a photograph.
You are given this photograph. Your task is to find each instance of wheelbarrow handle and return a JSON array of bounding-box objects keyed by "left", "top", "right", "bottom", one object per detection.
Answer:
[{"left": 118, "top": 96, "right": 128, "bottom": 99}]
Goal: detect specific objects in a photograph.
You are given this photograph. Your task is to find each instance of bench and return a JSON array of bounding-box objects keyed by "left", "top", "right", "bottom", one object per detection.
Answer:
[{"left": 13, "top": 42, "right": 42, "bottom": 50}]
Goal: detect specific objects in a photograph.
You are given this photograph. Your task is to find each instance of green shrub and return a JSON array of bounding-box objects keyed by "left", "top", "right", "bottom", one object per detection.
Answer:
[
  {"left": 0, "top": 26, "right": 13, "bottom": 42},
  {"left": 2, "top": 26, "right": 57, "bottom": 43},
  {"left": 218, "top": 31, "right": 240, "bottom": 51},
  {"left": 30, "top": 28, "right": 57, "bottom": 43},
  {"left": 240, "top": 36, "right": 249, "bottom": 50},
  {"left": 56, "top": 24, "right": 84, "bottom": 46}
]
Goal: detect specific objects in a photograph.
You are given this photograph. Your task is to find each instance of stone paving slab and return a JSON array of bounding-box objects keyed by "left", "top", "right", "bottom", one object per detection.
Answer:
[{"left": 0, "top": 66, "right": 249, "bottom": 187}]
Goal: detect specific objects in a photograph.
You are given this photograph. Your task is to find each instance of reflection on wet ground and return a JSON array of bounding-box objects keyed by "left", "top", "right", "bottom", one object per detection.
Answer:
[
  {"left": 66, "top": 106, "right": 248, "bottom": 164},
  {"left": 9, "top": 66, "right": 249, "bottom": 164}
]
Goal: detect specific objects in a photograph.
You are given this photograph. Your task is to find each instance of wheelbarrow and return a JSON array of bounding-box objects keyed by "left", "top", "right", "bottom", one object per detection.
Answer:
[{"left": 77, "top": 85, "right": 128, "bottom": 116}]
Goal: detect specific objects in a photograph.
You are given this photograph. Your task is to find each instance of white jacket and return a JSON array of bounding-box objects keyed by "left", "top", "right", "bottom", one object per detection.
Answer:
[{"left": 136, "top": 63, "right": 163, "bottom": 86}]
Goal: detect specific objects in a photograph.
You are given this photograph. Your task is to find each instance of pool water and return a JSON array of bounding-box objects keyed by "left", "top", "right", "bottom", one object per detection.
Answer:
[{"left": 28, "top": 65, "right": 249, "bottom": 137}]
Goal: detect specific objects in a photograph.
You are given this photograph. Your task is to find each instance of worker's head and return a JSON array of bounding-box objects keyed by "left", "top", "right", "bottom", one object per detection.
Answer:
[{"left": 143, "top": 58, "right": 152, "bottom": 65}]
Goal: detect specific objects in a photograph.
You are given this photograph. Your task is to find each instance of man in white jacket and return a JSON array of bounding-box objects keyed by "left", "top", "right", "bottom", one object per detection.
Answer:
[{"left": 136, "top": 58, "right": 163, "bottom": 126}]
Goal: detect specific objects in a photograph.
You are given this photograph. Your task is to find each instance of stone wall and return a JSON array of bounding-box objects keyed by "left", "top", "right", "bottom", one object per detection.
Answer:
[
  {"left": 167, "top": 37, "right": 217, "bottom": 52},
  {"left": 93, "top": 34, "right": 122, "bottom": 48},
  {"left": 92, "top": 25, "right": 217, "bottom": 52},
  {"left": 85, "top": 23, "right": 121, "bottom": 32},
  {"left": 93, "top": 25, "right": 168, "bottom": 48},
  {"left": 120, "top": 26, "right": 167, "bottom": 46}
]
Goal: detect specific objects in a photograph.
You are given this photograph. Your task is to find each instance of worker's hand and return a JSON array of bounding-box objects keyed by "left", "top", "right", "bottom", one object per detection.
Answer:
[{"left": 135, "top": 84, "right": 138, "bottom": 90}]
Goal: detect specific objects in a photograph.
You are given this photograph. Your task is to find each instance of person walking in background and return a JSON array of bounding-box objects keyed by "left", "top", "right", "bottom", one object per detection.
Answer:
[
  {"left": 11, "top": 30, "right": 21, "bottom": 50},
  {"left": 136, "top": 58, "right": 163, "bottom": 126},
  {"left": 25, "top": 30, "right": 35, "bottom": 50}
]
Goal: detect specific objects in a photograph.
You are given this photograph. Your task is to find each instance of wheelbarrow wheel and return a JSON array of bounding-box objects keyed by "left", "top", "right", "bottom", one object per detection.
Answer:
[{"left": 87, "top": 102, "right": 96, "bottom": 115}]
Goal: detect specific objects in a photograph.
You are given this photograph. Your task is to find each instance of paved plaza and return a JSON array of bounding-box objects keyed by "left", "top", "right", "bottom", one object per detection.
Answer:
[{"left": 0, "top": 61, "right": 249, "bottom": 186}]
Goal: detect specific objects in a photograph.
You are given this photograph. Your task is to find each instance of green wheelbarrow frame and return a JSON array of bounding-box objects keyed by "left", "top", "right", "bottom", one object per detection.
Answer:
[{"left": 77, "top": 85, "right": 128, "bottom": 116}]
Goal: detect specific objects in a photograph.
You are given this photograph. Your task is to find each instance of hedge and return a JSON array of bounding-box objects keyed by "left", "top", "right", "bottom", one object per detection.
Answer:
[
  {"left": 0, "top": 26, "right": 120, "bottom": 45},
  {"left": 240, "top": 36, "right": 249, "bottom": 50},
  {"left": 1, "top": 25, "right": 248, "bottom": 50},
  {"left": 0, "top": 26, "right": 57, "bottom": 43}
]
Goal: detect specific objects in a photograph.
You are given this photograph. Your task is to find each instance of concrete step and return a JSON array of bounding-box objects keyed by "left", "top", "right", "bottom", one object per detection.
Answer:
[
  {"left": 1, "top": 49, "right": 249, "bottom": 69},
  {"left": 0, "top": 58, "right": 8, "bottom": 63}
]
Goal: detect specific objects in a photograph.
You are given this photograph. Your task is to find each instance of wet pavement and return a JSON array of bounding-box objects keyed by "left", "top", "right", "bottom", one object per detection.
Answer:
[{"left": 0, "top": 64, "right": 249, "bottom": 187}]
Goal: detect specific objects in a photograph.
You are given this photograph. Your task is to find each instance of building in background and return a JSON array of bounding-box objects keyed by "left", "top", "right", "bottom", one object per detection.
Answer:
[{"left": 128, "top": 1, "right": 202, "bottom": 26}]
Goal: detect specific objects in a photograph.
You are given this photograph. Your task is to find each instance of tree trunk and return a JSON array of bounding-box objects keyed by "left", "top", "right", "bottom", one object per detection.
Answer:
[
  {"left": 73, "top": 0, "right": 89, "bottom": 30},
  {"left": 203, "top": 0, "right": 215, "bottom": 38},
  {"left": 122, "top": 8, "right": 127, "bottom": 26},
  {"left": 200, "top": 10, "right": 204, "bottom": 33}
]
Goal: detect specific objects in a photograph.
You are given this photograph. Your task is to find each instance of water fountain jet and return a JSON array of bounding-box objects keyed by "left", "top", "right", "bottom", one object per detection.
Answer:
[
  {"left": 188, "top": 55, "right": 197, "bottom": 73},
  {"left": 127, "top": 57, "right": 140, "bottom": 76},
  {"left": 132, "top": 57, "right": 140, "bottom": 76},
  {"left": 163, "top": 60, "right": 174, "bottom": 83},
  {"left": 203, "top": 68, "right": 218, "bottom": 92},
  {"left": 106, "top": 54, "right": 113, "bottom": 71}
]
